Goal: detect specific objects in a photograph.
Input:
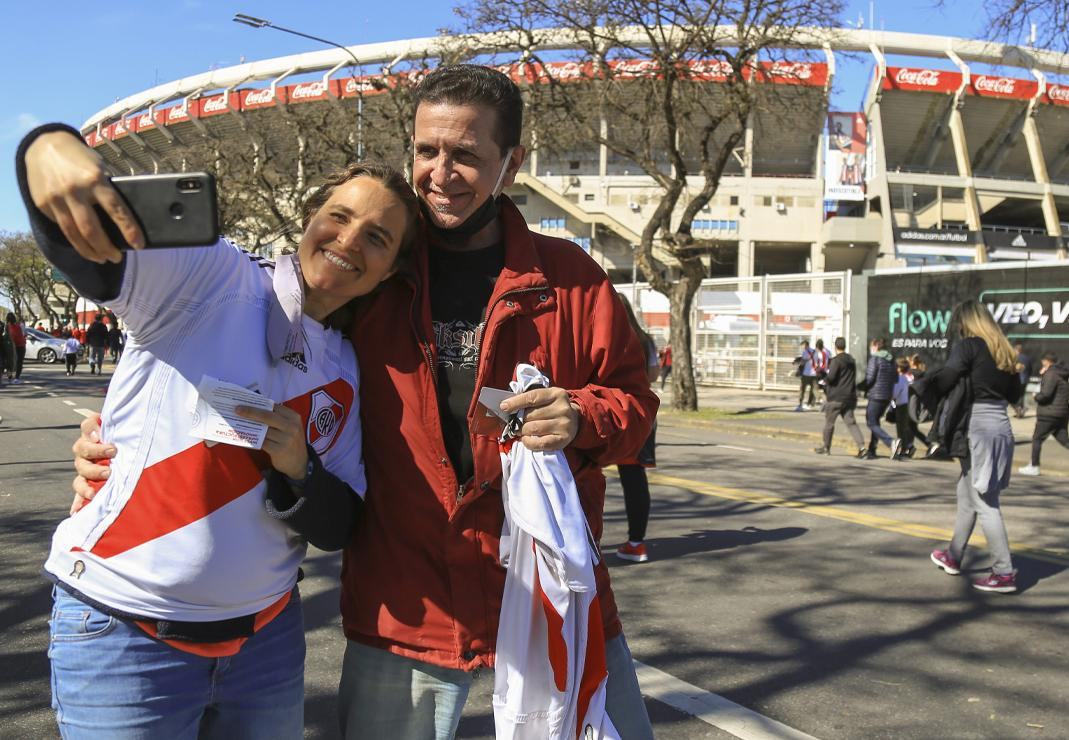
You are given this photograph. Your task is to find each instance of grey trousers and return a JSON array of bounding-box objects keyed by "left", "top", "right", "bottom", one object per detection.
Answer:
[
  {"left": 823, "top": 399, "right": 865, "bottom": 450},
  {"left": 948, "top": 458, "right": 1014, "bottom": 575}
]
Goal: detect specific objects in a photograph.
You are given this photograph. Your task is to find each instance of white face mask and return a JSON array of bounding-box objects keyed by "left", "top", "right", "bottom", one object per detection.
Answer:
[{"left": 490, "top": 146, "right": 516, "bottom": 197}]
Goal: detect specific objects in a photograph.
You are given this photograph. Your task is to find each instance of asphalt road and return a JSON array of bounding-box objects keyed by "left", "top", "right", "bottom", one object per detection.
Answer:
[{"left": 1, "top": 363, "right": 1066, "bottom": 739}]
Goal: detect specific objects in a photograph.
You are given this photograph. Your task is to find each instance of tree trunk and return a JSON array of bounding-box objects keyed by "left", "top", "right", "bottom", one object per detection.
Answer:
[{"left": 667, "top": 259, "right": 705, "bottom": 411}]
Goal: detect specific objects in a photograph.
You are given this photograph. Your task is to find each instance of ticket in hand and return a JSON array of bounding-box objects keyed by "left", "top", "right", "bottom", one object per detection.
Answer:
[{"left": 190, "top": 375, "right": 275, "bottom": 449}]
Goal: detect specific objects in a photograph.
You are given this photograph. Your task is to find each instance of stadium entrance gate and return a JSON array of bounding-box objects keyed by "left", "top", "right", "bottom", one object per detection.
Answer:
[{"left": 623, "top": 271, "right": 851, "bottom": 391}]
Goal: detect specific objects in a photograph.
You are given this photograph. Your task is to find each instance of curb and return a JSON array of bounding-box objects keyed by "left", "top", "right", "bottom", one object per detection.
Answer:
[{"left": 658, "top": 413, "right": 1069, "bottom": 476}]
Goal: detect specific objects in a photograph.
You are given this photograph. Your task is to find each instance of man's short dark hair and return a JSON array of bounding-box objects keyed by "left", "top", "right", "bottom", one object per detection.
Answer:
[
  {"left": 871, "top": 337, "right": 886, "bottom": 350},
  {"left": 834, "top": 337, "right": 846, "bottom": 351},
  {"left": 1042, "top": 352, "right": 1058, "bottom": 363},
  {"left": 413, "top": 65, "right": 523, "bottom": 153},
  {"left": 800, "top": 339, "right": 809, "bottom": 346}
]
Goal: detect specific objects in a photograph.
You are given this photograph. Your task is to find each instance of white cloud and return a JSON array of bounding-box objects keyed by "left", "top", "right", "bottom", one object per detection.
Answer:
[{"left": 2, "top": 113, "right": 42, "bottom": 141}]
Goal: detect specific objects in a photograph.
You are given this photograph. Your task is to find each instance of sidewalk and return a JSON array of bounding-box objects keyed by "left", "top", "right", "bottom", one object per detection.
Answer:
[{"left": 654, "top": 384, "right": 1069, "bottom": 477}]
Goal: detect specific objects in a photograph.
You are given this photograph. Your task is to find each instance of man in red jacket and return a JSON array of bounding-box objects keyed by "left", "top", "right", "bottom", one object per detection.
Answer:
[{"left": 67, "top": 65, "right": 657, "bottom": 737}]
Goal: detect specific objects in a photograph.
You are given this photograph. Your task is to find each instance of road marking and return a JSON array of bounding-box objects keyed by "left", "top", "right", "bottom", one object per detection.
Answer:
[
  {"left": 716, "top": 444, "right": 753, "bottom": 452},
  {"left": 634, "top": 661, "right": 818, "bottom": 740},
  {"left": 647, "top": 471, "right": 1069, "bottom": 567},
  {"left": 72, "top": 409, "right": 97, "bottom": 418},
  {"left": 32, "top": 385, "right": 45, "bottom": 390},
  {"left": 62, "top": 400, "right": 76, "bottom": 406},
  {"left": 47, "top": 392, "right": 58, "bottom": 397}
]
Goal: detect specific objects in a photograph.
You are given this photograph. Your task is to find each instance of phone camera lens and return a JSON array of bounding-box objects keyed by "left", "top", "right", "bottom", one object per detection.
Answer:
[
  {"left": 169, "top": 202, "right": 185, "bottom": 219},
  {"left": 177, "top": 179, "right": 202, "bottom": 193}
]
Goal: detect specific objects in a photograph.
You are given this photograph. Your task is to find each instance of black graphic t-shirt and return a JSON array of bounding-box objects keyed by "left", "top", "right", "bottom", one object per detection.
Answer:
[{"left": 428, "top": 242, "right": 505, "bottom": 484}]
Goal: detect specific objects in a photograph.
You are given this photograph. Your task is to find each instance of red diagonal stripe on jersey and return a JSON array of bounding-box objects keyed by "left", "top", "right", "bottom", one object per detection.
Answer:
[
  {"left": 575, "top": 596, "right": 608, "bottom": 738},
  {"left": 90, "top": 442, "right": 270, "bottom": 558},
  {"left": 536, "top": 552, "right": 569, "bottom": 693},
  {"left": 88, "top": 377, "right": 354, "bottom": 559}
]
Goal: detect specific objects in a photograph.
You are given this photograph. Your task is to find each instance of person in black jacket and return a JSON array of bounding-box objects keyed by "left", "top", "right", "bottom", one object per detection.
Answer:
[
  {"left": 814, "top": 337, "right": 865, "bottom": 456},
  {"left": 861, "top": 337, "right": 897, "bottom": 459},
  {"left": 1018, "top": 352, "right": 1069, "bottom": 476},
  {"left": 84, "top": 313, "right": 109, "bottom": 375},
  {"left": 929, "top": 300, "right": 1021, "bottom": 594}
]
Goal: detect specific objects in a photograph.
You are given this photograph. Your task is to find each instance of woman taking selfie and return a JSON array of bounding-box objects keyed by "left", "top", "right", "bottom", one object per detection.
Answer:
[{"left": 18, "top": 124, "right": 418, "bottom": 737}]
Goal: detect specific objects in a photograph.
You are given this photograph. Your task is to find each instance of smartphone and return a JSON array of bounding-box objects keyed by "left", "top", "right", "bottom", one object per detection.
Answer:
[{"left": 98, "top": 172, "right": 219, "bottom": 248}]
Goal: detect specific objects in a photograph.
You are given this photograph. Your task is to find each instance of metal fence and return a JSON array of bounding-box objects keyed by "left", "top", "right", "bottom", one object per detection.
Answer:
[{"left": 622, "top": 271, "right": 850, "bottom": 391}]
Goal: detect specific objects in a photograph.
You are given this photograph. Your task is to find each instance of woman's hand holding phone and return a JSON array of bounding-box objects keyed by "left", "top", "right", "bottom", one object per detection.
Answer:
[{"left": 24, "top": 131, "right": 145, "bottom": 263}]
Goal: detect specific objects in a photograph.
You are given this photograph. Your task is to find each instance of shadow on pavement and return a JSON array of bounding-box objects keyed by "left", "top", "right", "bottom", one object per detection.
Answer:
[{"left": 610, "top": 526, "right": 808, "bottom": 565}]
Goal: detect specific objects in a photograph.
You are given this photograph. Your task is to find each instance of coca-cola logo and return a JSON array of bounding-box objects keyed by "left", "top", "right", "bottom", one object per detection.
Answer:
[
  {"left": 201, "top": 95, "right": 229, "bottom": 113},
  {"left": 769, "top": 61, "right": 812, "bottom": 80},
  {"left": 166, "top": 104, "right": 189, "bottom": 122},
  {"left": 243, "top": 88, "right": 275, "bottom": 106},
  {"left": 614, "top": 60, "right": 657, "bottom": 77},
  {"left": 974, "top": 75, "right": 1015, "bottom": 95},
  {"left": 894, "top": 68, "right": 941, "bottom": 87},
  {"left": 690, "top": 60, "right": 731, "bottom": 78},
  {"left": 549, "top": 62, "right": 584, "bottom": 80},
  {"left": 113, "top": 121, "right": 126, "bottom": 135},
  {"left": 137, "top": 113, "right": 154, "bottom": 128},
  {"left": 344, "top": 78, "right": 376, "bottom": 95},
  {"left": 290, "top": 81, "right": 326, "bottom": 100},
  {"left": 1048, "top": 84, "right": 1069, "bottom": 103}
]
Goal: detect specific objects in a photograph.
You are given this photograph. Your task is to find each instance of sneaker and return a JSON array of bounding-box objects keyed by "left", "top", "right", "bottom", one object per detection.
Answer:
[
  {"left": 616, "top": 542, "right": 649, "bottom": 563},
  {"left": 813, "top": 446, "right": 830, "bottom": 455},
  {"left": 1018, "top": 464, "right": 1041, "bottom": 477},
  {"left": 972, "top": 572, "right": 1017, "bottom": 594},
  {"left": 794, "top": 404, "right": 804, "bottom": 412},
  {"left": 859, "top": 449, "right": 878, "bottom": 460},
  {"left": 890, "top": 438, "right": 902, "bottom": 459},
  {"left": 802, "top": 404, "right": 813, "bottom": 411},
  {"left": 855, "top": 447, "right": 868, "bottom": 459},
  {"left": 930, "top": 549, "right": 960, "bottom": 575}
]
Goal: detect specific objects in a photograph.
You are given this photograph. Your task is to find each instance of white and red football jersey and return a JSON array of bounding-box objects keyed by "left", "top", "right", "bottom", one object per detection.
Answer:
[
  {"left": 44, "top": 240, "right": 364, "bottom": 621},
  {"left": 494, "top": 365, "right": 619, "bottom": 740}
]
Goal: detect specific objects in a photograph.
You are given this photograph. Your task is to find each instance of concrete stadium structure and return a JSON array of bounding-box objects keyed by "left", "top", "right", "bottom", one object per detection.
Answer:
[{"left": 81, "top": 27, "right": 1069, "bottom": 280}]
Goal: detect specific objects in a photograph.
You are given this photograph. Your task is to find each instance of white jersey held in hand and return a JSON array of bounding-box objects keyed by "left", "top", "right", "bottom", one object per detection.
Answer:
[{"left": 493, "top": 364, "right": 619, "bottom": 740}]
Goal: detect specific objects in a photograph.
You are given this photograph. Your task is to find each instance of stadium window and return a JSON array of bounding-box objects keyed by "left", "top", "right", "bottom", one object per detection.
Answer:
[
  {"left": 512, "top": 194, "right": 527, "bottom": 205},
  {"left": 762, "top": 196, "right": 773, "bottom": 207},
  {"left": 584, "top": 193, "right": 595, "bottom": 201},
  {"left": 779, "top": 197, "right": 794, "bottom": 207},
  {"left": 569, "top": 160, "right": 580, "bottom": 170},
  {"left": 729, "top": 195, "right": 739, "bottom": 206}
]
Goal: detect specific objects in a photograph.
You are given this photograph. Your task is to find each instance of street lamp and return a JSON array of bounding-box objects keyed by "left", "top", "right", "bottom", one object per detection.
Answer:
[{"left": 233, "top": 13, "right": 364, "bottom": 159}]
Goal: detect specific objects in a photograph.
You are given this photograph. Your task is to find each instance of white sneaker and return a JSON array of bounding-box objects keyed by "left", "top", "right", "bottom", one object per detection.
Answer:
[
  {"left": 1018, "top": 464, "right": 1040, "bottom": 477},
  {"left": 801, "top": 404, "right": 812, "bottom": 411}
]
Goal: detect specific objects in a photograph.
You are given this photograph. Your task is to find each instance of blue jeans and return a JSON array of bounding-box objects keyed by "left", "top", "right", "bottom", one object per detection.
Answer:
[
  {"left": 865, "top": 398, "right": 893, "bottom": 450},
  {"left": 338, "top": 633, "right": 653, "bottom": 739},
  {"left": 48, "top": 587, "right": 305, "bottom": 739}
]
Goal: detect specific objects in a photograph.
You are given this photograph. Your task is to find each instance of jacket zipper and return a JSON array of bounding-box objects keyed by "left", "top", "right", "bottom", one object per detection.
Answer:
[{"left": 457, "top": 285, "right": 549, "bottom": 506}]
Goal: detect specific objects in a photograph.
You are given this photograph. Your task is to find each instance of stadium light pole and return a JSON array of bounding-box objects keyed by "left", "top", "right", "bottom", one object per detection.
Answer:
[{"left": 233, "top": 13, "right": 364, "bottom": 159}]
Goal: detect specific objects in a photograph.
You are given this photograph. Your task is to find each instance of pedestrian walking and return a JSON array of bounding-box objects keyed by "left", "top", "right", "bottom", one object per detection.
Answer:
[
  {"left": 929, "top": 300, "right": 1021, "bottom": 593},
  {"left": 107, "top": 319, "right": 123, "bottom": 362},
  {"left": 1013, "top": 342, "right": 1031, "bottom": 418},
  {"left": 615, "top": 295, "right": 659, "bottom": 563},
  {"left": 0, "top": 322, "right": 12, "bottom": 386},
  {"left": 62, "top": 331, "right": 80, "bottom": 375},
  {"left": 20, "top": 124, "right": 420, "bottom": 737},
  {"left": 658, "top": 343, "right": 673, "bottom": 390},
  {"left": 1018, "top": 352, "right": 1069, "bottom": 477},
  {"left": 6, "top": 314, "right": 26, "bottom": 382},
  {"left": 813, "top": 338, "right": 831, "bottom": 409},
  {"left": 85, "top": 313, "right": 108, "bottom": 375},
  {"left": 795, "top": 339, "right": 818, "bottom": 411},
  {"left": 861, "top": 337, "right": 897, "bottom": 459},
  {"left": 813, "top": 337, "right": 865, "bottom": 456}
]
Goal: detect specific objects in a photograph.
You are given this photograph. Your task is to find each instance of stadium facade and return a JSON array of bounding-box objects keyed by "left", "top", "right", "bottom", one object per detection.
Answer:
[{"left": 81, "top": 28, "right": 1069, "bottom": 281}]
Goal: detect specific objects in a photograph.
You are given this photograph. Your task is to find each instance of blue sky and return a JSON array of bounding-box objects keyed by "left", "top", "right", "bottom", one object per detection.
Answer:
[{"left": 0, "top": 0, "right": 1023, "bottom": 233}]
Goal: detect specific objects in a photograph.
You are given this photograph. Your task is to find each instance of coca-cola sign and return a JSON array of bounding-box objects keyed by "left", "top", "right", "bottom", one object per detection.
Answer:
[
  {"left": 200, "top": 95, "right": 229, "bottom": 115},
  {"left": 1048, "top": 84, "right": 1069, "bottom": 105},
  {"left": 767, "top": 61, "right": 813, "bottom": 80},
  {"left": 885, "top": 67, "right": 960, "bottom": 94},
  {"left": 289, "top": 81, "right": 328, "bottom": 101},
  {"left": 973, "top": 75, "right": 1015, "bottom": 95},
  {"left": 166, "top": 104, "right": 189, "bottom": 122},
  {"left": 242, "top": 88, "right": 276, "bottom": 108},
  {"left": 136, "top": 112, "right": 154, "bottom": 130}
]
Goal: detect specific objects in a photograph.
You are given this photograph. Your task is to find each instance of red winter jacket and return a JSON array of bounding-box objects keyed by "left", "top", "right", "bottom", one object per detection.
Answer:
[{"left": 341, "top": 198, "right": 659, "bottom": 670}]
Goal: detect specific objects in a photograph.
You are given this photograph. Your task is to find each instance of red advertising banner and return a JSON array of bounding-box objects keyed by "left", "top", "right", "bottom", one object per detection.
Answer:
[{"left": 882, "top": 66, "right": 962, "bottom": 94}]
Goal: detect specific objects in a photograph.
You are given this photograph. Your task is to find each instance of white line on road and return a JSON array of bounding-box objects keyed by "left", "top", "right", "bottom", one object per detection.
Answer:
[
  {"left": 62, "top": 400, "right": 76, "bottom": 406},
  {"left": 716, "top": 444, "right": 753, "bottom": 452},
  {"left": 47, "top": 392, "right": 58, "bottom": 397},
  {"left": 32, "top": 385, "right": 45, "bottom": 390},
  {"left": 634, "top": 661, "right": 819, "bottom": 740},
  {"left": 72, "top": 409, "right": 97, "bottom": 418}
]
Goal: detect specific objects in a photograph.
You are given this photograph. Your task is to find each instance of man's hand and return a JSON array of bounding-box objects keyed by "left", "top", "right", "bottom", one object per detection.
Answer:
[
  {"left": 234, "top": 404, "right": 309, "bottom": 481},
  {"left": 25, "top": 131, "right": 144, "bottom": 263},
  {"left": 71, "top": 413, "right": 115, "bottom": 514},
  {"left": 498, "top": 387, "right": 580, "bottom": 452}
]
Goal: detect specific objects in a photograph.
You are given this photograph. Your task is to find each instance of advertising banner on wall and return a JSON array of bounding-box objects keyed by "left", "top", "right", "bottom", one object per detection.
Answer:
[
  {"left": 867, "top": 264, "right": 1069, "bottom": 365},
  {"left": 824, "top": 112, "right": 867, "bottom": 201},
  {"left": 892, "top": 226, "right": 982, "bottom": 259}
]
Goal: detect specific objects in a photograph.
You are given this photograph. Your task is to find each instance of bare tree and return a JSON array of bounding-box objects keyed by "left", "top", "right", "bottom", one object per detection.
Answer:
[
  {"left": 458, "top": 0, "right": 843, "bottom": 409},
  {"left": 0, "top": 231, "right": 80, "bottom": 326},
  {"left": 983, "top": 0, "right": 1069, "bottom": 52}
]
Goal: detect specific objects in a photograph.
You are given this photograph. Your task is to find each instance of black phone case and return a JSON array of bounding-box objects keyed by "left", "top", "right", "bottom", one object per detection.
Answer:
[{"left": 98, "top": 173, "right": 219, "bottom": 248}]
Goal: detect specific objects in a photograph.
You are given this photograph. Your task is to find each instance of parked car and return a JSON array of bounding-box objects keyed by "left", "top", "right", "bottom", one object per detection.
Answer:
[{"left": 24, "top": 327, "right": 69, "bottom": 364}]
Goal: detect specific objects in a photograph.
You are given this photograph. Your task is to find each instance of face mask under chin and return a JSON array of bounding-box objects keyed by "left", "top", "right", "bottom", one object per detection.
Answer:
[{"left": 424, "top": 147, "right": 515, "bottom": 246}]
